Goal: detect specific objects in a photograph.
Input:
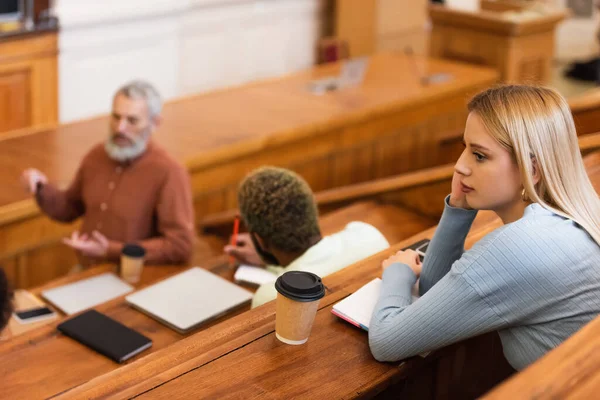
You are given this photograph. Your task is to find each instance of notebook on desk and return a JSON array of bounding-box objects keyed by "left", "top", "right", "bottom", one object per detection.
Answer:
[
  {"left": 41, "top": 273, "right": 134, "bottom": 315},
  {"left": 57, "top": 309, "right": 152, "bottom": 363},
  {"left": 332, "top": 278, "right": 428, "bottom": 358},
  {"left": 332, "top": 278, "right": 420, "bottom": 331},
  {"left": 125, "top": 267, "right": 253, "bottom": 334},
  {"left": 234, "top": 265, "right": 277, "bottom": 287}
]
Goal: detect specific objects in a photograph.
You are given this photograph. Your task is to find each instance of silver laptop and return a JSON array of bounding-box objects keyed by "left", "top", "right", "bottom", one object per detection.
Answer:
[
  {"left": 42, "top": 273, "right": 134, "bottom": 315},
  {"left": 125, "top": 267, "right": 253, "bottom": 334}
]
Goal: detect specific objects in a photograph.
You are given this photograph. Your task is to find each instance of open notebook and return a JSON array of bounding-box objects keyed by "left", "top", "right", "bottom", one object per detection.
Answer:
[
  {"left": 332, "top": 278, "right": 428, "bottom": 358},
  {"left": 332, "top": 278, "right": 419, "bottom": 331},
  {"left": 233, "top": 265, "right": 277, "bottom": 287}
]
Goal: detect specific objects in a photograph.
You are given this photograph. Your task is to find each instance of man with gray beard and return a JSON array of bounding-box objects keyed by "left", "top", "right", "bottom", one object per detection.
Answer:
[{"left": 20, "top": 81, "right": 194, "bottom": 266}]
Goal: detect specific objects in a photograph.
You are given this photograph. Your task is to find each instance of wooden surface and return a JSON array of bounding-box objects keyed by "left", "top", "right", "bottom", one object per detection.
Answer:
[
  {"left": 0, "top": 52, "right": 498, "bottom": 289},
  {"left": 570, "top": 88, "right": 600, "bottom": 136},
  {"left": 376, "top": 0, "right": 428, "bottom": 54},
  {"left": 335, "top": 0, "right": 377, "bottom": 57},
  {"left": 429, "top": 4, "right": 567, "bottom": 83},
  {"left": 482, "top": 298, "right": 600, "bottom": 399},
  {"left": 335, "top": 0, "right": 428, "bottom": 57},
  {"left": 320, "top": 201, "right": 436, "bottom": 245},
  {"left": 0, "top": 32, "right": 57, "bottom": 135},
  {"left": 55, "top": 211, "right": 503, "bottom": 400},
  {"left": 0, "top": 258, "right": 237, "bottom": 399},
  {"left": 0, "top": 289, "right": 57, "bottom": 339}
]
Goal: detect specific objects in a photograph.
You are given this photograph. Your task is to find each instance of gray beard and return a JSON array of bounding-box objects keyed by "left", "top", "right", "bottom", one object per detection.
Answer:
[{"left": 105, "top": 133, "right": 149, "bottom": 162}]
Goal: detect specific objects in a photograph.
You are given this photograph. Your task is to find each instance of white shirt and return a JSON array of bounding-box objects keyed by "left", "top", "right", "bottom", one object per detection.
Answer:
[{"left": 251, "top": 222, "right": 390, "bottom": 308}]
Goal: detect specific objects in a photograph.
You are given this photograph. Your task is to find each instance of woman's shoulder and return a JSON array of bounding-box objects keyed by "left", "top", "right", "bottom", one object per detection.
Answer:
[{"left": 456, "top": 205, "right": 596, "bottom": 274}]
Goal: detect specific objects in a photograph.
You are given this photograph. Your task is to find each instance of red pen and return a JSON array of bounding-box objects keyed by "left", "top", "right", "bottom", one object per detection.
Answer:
[{"left": 229, "top": 216, "right": 240, "bottom": 265}]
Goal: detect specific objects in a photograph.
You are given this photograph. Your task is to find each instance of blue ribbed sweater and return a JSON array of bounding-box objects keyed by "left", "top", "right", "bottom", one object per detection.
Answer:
[{"left": 369, "top": 198, "right": 600, "bottom": 370}]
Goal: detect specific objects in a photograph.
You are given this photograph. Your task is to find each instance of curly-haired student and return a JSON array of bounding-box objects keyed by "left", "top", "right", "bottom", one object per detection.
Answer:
[{"left": 225, "top": 166, "right": 390, "bottom": 308}]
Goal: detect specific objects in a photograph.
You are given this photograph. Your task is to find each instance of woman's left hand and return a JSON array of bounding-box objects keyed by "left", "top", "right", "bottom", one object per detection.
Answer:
[{"left": 382, "top": 249, "right": 422, "bottom": 278}]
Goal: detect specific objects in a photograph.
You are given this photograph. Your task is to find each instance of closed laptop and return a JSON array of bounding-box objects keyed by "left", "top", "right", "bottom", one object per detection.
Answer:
[{"left": 126, "top": 267, "right": 253, "bottom": 334}]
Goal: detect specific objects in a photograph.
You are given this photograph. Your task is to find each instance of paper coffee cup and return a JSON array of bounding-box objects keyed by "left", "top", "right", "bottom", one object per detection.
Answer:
[
  {"left": 120, "top": 244, "right": 146, "bottom": 284},
  {"left": 274, "top": 271, "right": 325, "bottom": 345}
]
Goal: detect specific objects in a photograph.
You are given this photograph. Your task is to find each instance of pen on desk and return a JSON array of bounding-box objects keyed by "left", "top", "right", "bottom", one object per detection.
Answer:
[{"left": 229, "top": 216, "right": 240, "bottom": 265}]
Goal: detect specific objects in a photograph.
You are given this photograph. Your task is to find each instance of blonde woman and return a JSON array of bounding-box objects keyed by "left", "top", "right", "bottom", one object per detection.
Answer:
[{"left": 369, "top": 85, "right": 600, "bottom": 371}]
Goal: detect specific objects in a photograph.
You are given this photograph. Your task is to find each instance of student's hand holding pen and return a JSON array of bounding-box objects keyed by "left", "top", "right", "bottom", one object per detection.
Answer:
[{"left": 224, "top": 233, "right": 266, "bottom": 267}]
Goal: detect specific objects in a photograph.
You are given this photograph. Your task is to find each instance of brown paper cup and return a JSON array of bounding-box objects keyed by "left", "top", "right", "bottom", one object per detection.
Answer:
[
  {"left": 120, "top": 255, "right": 144, "bottom": 283},
  {"left": 275, "top": 292, "right": 320, "bottom": 345}
]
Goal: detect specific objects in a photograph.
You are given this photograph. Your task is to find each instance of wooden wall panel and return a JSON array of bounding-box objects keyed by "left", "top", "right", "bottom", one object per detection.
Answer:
[
  {"left": 20, "top": 243, "right": 78, "bottom": 289},
  {"left": 0, "top": 66, "right": 30, "bottom": 132},
  {"left": 294, "top": 157, "right": 334, "bottom": 193},
  {"left": 335, "top": 0, "right": 377, "bottom": 57},
  {"left": 0, "top": 257, "right": 18, "bottom": 291},
  {"left": 0, "top": 216, "right": 79, "bottom": 259},
  {"left": 0, "top": 32, "right": 58, "bottom": 136}
]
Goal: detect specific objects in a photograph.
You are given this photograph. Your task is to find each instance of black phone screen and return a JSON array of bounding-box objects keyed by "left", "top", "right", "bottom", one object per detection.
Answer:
[
  {"left": 16, "top": 307, "right": 54, "bottom": 320},
  {"left": 402, "top": 239, "right": 430, "bottom": 262}
]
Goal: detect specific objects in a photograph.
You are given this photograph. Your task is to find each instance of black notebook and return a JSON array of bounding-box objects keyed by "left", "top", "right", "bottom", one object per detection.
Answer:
[{"left": 57, "top": 309, "right": 152, "bottom": 363}]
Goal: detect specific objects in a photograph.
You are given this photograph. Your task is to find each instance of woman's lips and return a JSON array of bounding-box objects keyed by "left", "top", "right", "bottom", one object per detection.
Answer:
[{"left": 460, "top": 182, "right": 474, "bottom": 193}]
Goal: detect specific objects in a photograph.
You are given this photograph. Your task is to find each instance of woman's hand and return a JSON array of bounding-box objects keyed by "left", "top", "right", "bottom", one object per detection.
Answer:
[
  {"left": 382, "top": 249, "right": 422, "bottom": 278},
  {"left": 449, "top": 171, "right": 471, "bottom": 209}
]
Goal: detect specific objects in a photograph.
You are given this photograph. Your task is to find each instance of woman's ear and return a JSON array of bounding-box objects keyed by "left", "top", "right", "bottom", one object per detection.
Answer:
[{"left": 531, "top": 157, "right": 541, "bottom": 186}]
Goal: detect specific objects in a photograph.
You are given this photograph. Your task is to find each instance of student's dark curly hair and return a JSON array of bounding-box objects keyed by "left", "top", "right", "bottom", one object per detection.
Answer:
[
  {"left": 238, "top": 167, "right": 321, "bottom": 253},
  {"left": 0, "top": 267, "right": 13, "bottom": 332}
]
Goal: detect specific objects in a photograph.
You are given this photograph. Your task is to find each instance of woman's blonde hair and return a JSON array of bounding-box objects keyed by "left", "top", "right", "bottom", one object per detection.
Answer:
[{"left": 468, "top": 84, "right": 600, "bottom": 244}]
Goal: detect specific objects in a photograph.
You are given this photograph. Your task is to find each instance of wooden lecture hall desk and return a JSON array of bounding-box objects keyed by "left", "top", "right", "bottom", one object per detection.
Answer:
[
  {"left": 0, "top": 256, "right": 235, "bottom": 399},
  {"left": 0, "top": 210, "right": 503, "bottom": 399},
  {"left": 0, "top": 52, "right": 498, "bottom": 289}
]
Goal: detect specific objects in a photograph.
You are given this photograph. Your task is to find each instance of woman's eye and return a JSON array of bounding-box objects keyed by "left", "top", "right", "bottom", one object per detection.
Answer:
[{"left": 473, "top": 152, "right": 486, "bottom": 162}]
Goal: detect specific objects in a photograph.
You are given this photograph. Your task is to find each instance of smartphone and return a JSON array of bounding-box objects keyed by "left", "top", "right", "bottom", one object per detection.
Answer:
[
  {"left": 403, "top": 239, "right": 430, "bottom": 262},
  {"left": 13, "top": 306, "right": 57, "bottom": 324}
]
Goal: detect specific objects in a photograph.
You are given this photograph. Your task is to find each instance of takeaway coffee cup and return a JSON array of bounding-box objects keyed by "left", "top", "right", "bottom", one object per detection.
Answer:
[
  {"left": 120, "top": 244, "right": 146, "bottom": 284},
  {"left": 274, "top": 271, "right": 325, "bottom": 345}
]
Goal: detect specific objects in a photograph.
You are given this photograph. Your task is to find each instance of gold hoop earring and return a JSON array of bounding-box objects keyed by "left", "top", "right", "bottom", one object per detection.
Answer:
[{"left": 521, "top": 188, "right": 529, "bottom": 202}]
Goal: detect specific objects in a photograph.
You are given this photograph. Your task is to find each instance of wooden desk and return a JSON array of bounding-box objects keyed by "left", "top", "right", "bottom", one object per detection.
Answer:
[
  {"left": 47, "top": 211, "right": 502, "bottom": 400},
  {"left": 0, "top": 256, "right": 248, "bottom": 399},
  {"left": 429, "top": 3, "right": 567, "bottom": 83},
  {"left": 0, "top": 52, "right": 498, "bottom": 289}
]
